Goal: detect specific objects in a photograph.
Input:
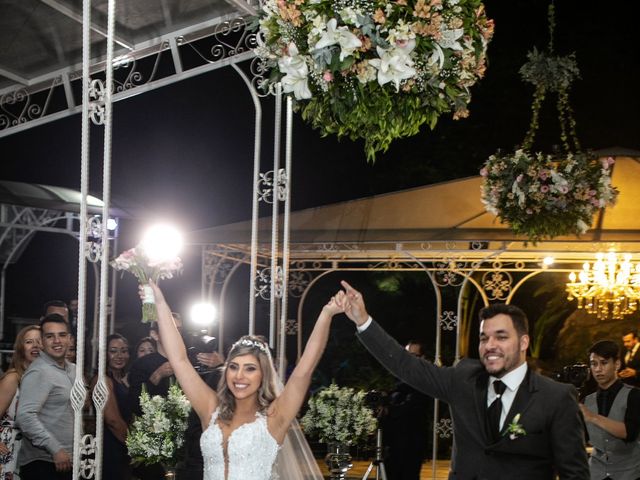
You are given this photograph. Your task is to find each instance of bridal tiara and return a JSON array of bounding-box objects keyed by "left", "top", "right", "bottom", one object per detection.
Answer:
[{"left": 231, "top": 338, "right": 271, "bottom": 356}]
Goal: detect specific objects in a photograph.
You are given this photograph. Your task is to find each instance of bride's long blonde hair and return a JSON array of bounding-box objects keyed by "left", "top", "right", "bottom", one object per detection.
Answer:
[{"left": 217, "top": 335, "right": 278, "bottom": 422}]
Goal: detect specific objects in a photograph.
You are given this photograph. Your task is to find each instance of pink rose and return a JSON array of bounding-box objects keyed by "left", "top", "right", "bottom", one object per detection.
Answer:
[
  {"left": 480, "top": 167, "right": 488, "bottom": 177},
  {"left": 323, "top": 70, "right": 334, "bottom": 82}
]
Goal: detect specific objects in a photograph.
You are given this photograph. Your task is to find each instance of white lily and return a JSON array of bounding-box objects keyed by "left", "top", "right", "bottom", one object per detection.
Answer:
[
  {"left": 428, "top": 43, "right": 445, "bottom": 70},
  {"left": 368, "top": 46, "right": 416, "bottom": 91},
  {"left": 438, "top": 27, "right": 464, "bottom": 51},
  {"left": 313, "top": 18, "right": 362, "bottom": 61},
  {"left": 278, "top": 43, "right": 312, "bottom": 100}
]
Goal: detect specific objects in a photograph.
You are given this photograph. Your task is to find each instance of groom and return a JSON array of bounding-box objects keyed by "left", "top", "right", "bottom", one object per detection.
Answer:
[{"left": 337, "top": 281, "right": 589, "bottom": 480}]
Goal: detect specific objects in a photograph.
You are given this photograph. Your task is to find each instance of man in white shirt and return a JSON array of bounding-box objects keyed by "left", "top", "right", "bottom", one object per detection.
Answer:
[
  {"left": 619, "top": 330, "right": 640, "bottom": 386},
  {"left": 336, "top": 280, "right": 589, "bottom": 480}
]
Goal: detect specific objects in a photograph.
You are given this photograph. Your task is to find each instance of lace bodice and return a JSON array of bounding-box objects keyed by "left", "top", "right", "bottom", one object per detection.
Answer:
[{"left": 201, "top": 408, "right": 280, "bottom": 480}]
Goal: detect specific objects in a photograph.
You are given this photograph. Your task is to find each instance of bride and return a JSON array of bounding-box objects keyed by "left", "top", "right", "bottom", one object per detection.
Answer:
[{"left": 145, "top": 281, "right": 341, "bottom": 479}]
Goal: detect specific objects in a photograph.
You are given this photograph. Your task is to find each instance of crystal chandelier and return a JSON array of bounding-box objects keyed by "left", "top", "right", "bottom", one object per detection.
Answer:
[{"left": 566, "top": 250, "right": 640, "bottom": 320}]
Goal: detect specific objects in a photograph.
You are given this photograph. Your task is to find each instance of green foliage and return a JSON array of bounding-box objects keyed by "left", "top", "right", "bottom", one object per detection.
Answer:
[
  {"left": 255, "top": 0, "right": 494, "bottom": 161},
  {"left": 519, "top": 47, "right": 580, "bottom": 93},
  {"left": 480, "top": 3, "right": 617, "bottom": 242},
  {"left": 301, "top": 383, "right": 377, "bottom": 445},
  {"left": 529, "top": 278, "right": 575, "bottom": 359},
  {"left": 481, "top": 150, "right": 618, "bottom": 243},
  {"left": 126, "top": 384, "right": 190, "bottom": 468}
]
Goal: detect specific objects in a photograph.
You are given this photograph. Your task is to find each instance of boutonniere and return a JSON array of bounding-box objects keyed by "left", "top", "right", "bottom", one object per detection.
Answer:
[{"left": 504, "top": 413, "right": 526, "bottom": 440}]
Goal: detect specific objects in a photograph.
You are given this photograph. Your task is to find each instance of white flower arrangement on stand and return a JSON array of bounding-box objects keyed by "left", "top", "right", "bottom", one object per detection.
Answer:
[
  {"left": 126, "top": 383, "right": 191, "bottom": 470},
  {"left": 301, "top": 383, "right": 377, "bottom": 446}
]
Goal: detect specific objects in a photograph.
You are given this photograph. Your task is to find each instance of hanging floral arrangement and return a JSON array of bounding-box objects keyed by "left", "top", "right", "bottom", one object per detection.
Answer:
[
  {"left": 480, "top": 3, "right": 618, "bottom": 242},
  {"left": 254, "top": 0, "right": 494, "bottom": 161}
]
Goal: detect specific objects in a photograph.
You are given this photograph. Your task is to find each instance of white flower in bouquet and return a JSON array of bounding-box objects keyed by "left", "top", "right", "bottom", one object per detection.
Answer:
[
  {"left": 301, "top": 383, "right": 377, "bottom": 446},
  {"left": 110, "top": 231, "right": 183, "bottom": 323},
  {"left": 126, "top": 383, "right": 190, "bottom": 469}
]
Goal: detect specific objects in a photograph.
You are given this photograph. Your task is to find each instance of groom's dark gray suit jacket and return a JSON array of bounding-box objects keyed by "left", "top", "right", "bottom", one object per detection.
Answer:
[{"left": 358, "top": 320, "right": 589, "bottom": 480}]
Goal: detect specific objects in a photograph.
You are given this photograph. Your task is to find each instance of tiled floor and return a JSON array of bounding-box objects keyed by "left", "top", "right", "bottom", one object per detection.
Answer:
[{"left": 317, "top": 459, "right": 451, "bottom": 479}]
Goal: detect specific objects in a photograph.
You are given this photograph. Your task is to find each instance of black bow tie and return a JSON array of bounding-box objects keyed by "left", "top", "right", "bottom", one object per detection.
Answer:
[{"left": 487, "top": 380, "right": 506, "bottom": 442}]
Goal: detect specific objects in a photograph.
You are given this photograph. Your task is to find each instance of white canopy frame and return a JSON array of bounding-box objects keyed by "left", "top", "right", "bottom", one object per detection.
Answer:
[
  {"left": 63, "top": 0, "right": 295, "bottom": 477},
  {"left": 197, "top": 153, "right": 640, "bottom": 478}
]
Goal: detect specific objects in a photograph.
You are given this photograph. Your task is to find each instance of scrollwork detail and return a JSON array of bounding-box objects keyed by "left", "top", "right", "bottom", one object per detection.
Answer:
[
  {"left": 79, "top": 434, "right": 96, "bottom": 479},
  {"left": 440, "top": 310, "right": 457, "bottom": 331},
  {"left": 436, "top": 418, "right": 453, "bottom": 439},
  {"left": 482, "top": 271, "right": 512, "bottom": 300}
]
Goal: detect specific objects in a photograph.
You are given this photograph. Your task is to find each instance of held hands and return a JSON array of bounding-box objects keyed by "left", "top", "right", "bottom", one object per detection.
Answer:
[
  {"left": 322, "top": 292, "right": 345, "bottom": 317},
  {"left": 335, "top": 281, "right": 369, "bottom": 326}
]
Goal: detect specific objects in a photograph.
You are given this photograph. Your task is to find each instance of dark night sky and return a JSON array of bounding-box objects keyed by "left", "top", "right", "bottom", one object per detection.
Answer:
[{"left": 1, "top": 0, "right": 639, "bottom": 339}]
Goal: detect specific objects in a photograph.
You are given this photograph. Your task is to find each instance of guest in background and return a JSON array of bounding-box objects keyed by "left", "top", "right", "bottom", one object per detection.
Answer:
[
  {"left": 128, "top": 319, "right": 179, "bottom": 415},
  {"left": 67, "top": 300, "right": 78, "bottom": 338},
  {"left": 381, "top": 340, "right": 432, "bottom": 480},
  {"left": 42, "top": 301, "right": 69, "bottom": 323},
  {"left": 128, "top": 319, "right": 179, "bottom": 480},
  {"left": 17, "top": 314, "right": 74, "bottom": 480},
  {"left": 0, "top": 325, "right": 41, "bottom": 480},
  {"left": 134, "top": 337, "right": 156, "bottom": 359},
  {"left": 90, "top": 334, "right": 131, "bottom": 480},
  {"left": 64, "top": 336, "right": 76, "bottom": 364},
  {"left": 581, "top": 340, "right": 640, "bottom": 480},
  {"left": 619, "top": 330, "right": 640, "bottom": 387}
]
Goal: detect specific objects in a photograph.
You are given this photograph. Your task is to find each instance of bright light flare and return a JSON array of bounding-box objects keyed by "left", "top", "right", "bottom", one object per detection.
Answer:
[
  {"left": 141, "top": 224, "right": 183, "bottom": 262},
  {"left": 190, "top": 302, "right": 217, "bottom": 327},
  {"left": 106, "top": 218, "right": 118, "bottom": 231},
  {"left": 542, "top": 256, "right": 554, "bottom": 266}
]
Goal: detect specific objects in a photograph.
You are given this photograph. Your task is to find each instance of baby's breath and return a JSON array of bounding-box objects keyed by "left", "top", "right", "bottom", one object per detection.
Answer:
[
  {"left": 301, "top": 383, "right": 377, "bottom": 446},
  {"left": 126, "top": 383, "right": 190, "bottom": 469}
]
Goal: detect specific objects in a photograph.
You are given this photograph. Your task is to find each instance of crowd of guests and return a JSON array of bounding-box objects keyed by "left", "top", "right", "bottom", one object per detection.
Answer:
[{"left": 0, "top": 300, "right": 223, "bottom": 480}]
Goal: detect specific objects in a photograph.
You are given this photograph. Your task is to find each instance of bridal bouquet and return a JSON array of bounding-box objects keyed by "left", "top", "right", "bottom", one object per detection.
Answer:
[
  {"left": 254, "top": 0, "right": 494, "bottom": 161},
  {"left": 301, "top": 383, "right": 377, "bottom": 446},
  {"left": 126, "top": 384, "right": 191, "bottom": 469},
  {"left": 111, "top": 244, "right": 182, "bottom": 322}
]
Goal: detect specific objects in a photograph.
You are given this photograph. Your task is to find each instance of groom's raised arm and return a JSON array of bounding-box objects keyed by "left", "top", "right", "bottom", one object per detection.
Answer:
[{"left": 338, "top": 281, "right": 454, "bottom": 401}]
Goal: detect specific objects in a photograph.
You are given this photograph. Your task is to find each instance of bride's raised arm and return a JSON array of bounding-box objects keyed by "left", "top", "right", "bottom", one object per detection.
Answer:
[
  {"left": 269, "top": 292, "right": 344, "bottom": 443},
  {"left": 145, "top": 280, "right": 217, "bottom": 424}
]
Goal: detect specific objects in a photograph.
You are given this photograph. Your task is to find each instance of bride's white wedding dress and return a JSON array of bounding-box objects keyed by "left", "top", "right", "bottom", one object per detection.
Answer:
[{"left": 201, "top": 408, "right": 280, "bottom": 480}]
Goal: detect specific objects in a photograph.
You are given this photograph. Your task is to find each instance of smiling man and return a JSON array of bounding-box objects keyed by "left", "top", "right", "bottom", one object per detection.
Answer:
[
  {"left": 16, "top": 313, "right": 75, "bottom": 480},
  {"left": 581, "top": 340, "right": 640, "bottom": 480},
  {"left": 338, "top": 281, "right": 589, "bottom": 480}
]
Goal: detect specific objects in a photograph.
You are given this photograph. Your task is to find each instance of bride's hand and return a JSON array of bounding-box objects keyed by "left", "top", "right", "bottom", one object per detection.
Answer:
[{"left": 322, "top": 291, "right": 345, "bottom": 316}]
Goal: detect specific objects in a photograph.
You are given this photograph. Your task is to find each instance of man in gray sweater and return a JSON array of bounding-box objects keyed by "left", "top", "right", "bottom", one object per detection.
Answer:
[{"left": 16, "top": 313, "right": 75, "bottom": 480}]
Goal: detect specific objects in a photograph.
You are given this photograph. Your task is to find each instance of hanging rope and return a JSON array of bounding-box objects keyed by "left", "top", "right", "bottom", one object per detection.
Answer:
[{"left": 520, "top": 1, "right": 581, "bottom": 154}]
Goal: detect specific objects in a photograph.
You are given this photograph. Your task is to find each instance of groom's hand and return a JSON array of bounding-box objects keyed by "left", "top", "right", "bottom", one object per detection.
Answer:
[{"left": 339, "top": 281, "right": 369, "bottom": 326}]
